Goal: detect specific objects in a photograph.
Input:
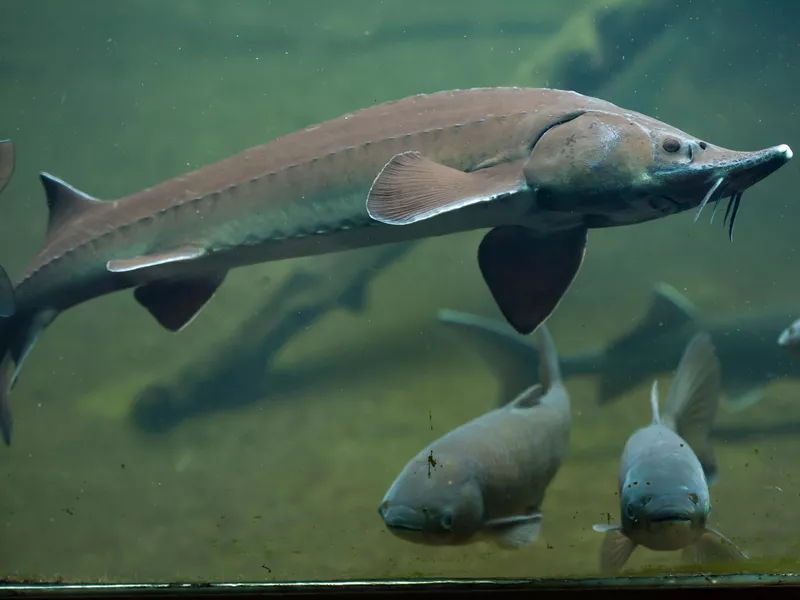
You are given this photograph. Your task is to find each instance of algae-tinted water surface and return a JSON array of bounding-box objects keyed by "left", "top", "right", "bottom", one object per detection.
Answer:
[{"left": 0, "top": 0, "right": 799, "bottom": 584}]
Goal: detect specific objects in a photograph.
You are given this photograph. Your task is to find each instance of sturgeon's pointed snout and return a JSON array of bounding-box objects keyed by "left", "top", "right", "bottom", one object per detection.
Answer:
[
  {"left": 691, "top": 143, "right": 792, "bottom": 241},
  {"left": 722, "top": 143, "right": 792, "bottom": 191}
]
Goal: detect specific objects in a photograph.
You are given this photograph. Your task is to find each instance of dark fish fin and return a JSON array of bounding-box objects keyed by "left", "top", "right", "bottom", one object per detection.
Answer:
[
  {"left": 720, "top": 380, "right": 766, "bottom": 413},
  {"left": 39, "top": 173, "right": 106, "bottom": 244},
  {"left": 0, "top": 139, "right": 15, "bottom": 195},
  {"left": 594, "top": 526, "right": 636, "bottom": 573},
  {"left": 681, "top": 529, "right": 748, "bottom": 565},
  {"left": 9, "top": 309, "right": 59, "bottom": 389},
  {"left": 338, "top": 282, "right": 368, "bottom": 313},
  {"left": 107, "top": 245, "right": 207, "bottom": 273},
  {"left": 663, "top": 332, "right": 721, "bottom": 483},
  {"left": 0, "top": 310, "right": 60, "bottom": 445},
  {"left": 134, "top": 272, "right": 226, "bottom": 332},
  {"left": 597, "top": 283, "right": 699, "bottom": 406},
  {"left": 436, "top": 308, "right": 541, "bottom": 407},
  {"left": 477, "top": 225, "right": 587, "bottom": 335},
  {"left": 0, "top": 264, "right": 15, "bottom": 317},
  {"left": 484, "top": 512, "right": 542, "bottom": 549},
  {"left": 366, "top": 152, "right": 527, "bottom": 225},
  {"left": 506, "top": 384, "right": 544, "bottom": 409}
]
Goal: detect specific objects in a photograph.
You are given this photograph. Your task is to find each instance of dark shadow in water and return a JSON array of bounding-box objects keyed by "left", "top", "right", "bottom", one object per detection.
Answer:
[{"left": 129, "top": 243, "right": 415, "bottom": 434}]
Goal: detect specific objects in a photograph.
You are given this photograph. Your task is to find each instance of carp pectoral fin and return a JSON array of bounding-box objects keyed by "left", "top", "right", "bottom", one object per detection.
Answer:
[
  {"left": 478, "top": 225, "right": 588, "bottom": 335},
  {"left": 682, "top": 528, "right": 748, "bottom": 565},
  {"left": 593, "top": 525, "right": 636, "bottom": 573},
  {"left": 134, "top": 272, "right": 227, "bottom": 333},
  {"left": 484, "top": 512, "right": 543, "bottom": 549},
  {"left": 366, "top": 152, "right": 527, "bottom": 226}
]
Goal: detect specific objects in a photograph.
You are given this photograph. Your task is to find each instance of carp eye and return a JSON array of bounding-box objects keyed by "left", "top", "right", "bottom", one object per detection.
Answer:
[
  {"left": 662, "top": 137, "right": 682, "bottom": 153},
  {"left": 689, "top": 493, "right": 699, "bottom": 505},
  {"left": 441, "top": 511, "right": 454, "bottom": 530}
]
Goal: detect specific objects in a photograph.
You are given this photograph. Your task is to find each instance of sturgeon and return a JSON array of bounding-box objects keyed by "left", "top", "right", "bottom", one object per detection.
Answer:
[{"left": 0, "top": 87, "right": 792, "bottom": 444}]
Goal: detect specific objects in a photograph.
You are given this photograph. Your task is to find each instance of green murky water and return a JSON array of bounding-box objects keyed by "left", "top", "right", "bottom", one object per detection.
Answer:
[{"left": 0, "top": 0, "right": 799, "bottom": 584}]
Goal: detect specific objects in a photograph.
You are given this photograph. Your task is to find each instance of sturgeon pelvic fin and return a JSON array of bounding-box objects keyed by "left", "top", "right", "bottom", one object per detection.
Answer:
[
  {"left": 0, "top": 140, "right": 15, "bottom": 195},
  {"left": 477, "top": 226, "right": 588, "bottom": 335},
  {"left": 366, "top": 152, "right": 527, "bottom": 225},
  {"left": 134, "top": 272, "right": 227, "bottom": 332}
]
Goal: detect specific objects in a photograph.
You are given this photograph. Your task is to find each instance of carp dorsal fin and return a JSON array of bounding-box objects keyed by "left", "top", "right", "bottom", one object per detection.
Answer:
[{"left": 39, "top": 173, "right": 105, "bottom": 244}]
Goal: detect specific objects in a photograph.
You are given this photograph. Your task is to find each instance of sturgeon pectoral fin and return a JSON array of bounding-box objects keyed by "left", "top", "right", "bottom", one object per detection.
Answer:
[
  {"left": 478, "top": 226, "right": 588, "bottom": 335},
  {"left": 366, "top": 152, "right": 526, "bottom": 225},
  {"left": 107, "top": 245, "right": 207, "bottom": 273},
  {"left": 484, "top": 513, "right": 542, "bottom": 549},
  {"left": 681, "top": 529, "right": 748, "bottom": 565},
  {"left": 595, "top": 526, "right": 636, "bottom": 573},
  {"left": 134, "top": 272, "right": 227, "bottom": 332},
  {"left": 0, "top": 265, "right": 14, "bottom": 317},
  {"left": 0, "top": 140, "right": 14, "bottom": 195}
]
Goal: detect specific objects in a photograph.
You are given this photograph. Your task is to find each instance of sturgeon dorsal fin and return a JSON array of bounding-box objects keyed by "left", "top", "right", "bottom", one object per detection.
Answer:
[{"left": 39, "top": 173, "right": 105, "bottom": 243}]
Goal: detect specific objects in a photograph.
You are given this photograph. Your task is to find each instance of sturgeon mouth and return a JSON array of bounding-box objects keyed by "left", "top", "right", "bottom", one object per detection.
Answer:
[{"left": 693, "top": 143, "right": 792, "bottom": 241}]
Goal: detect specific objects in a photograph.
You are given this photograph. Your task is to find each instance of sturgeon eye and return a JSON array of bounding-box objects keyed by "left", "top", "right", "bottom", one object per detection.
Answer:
[
  {"left": 689, "top": 493, "right": 699, "bottom": 505},
  {"left": 640, "top": 495, "right": 652, "bottom": 506},
  {"left": 662, "top": 137, "right": 682, "bottom": 153},
  {"left": 625, "top": 504, "right": 636, "bottom": 519}
]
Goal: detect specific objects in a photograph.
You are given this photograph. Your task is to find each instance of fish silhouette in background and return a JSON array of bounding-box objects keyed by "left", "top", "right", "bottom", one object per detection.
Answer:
[{"left": 437, "top": 283, "right": 800, "bottom": 413}]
